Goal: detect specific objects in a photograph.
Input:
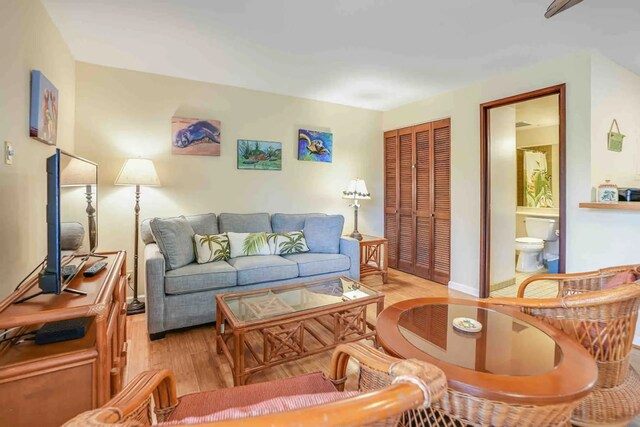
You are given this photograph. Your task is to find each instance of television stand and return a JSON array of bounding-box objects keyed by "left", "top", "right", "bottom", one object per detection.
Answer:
[
  {"left": 0, "top": 251, "right": 128, "bottom": 427},
  {"left": 14, "top": 287, "right": 87, "bottom": 304}
]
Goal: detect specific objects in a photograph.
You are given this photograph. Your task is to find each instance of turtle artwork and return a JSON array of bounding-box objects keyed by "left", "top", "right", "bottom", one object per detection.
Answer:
[
  {"left": 298, "top": 129, "right": 333, "bottom": 163},
  {"left": 171, "top": 116, "right": 221, "bottom": 156}
]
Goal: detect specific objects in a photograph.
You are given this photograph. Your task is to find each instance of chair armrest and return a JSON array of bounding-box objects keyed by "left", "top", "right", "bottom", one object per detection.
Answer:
[
  {"left": 145, "top": 243, "right": 166, "bottom": 335},
  {"left": 339, "top": 237, "right": 360, "bottom": 280},
  {"left": 516, "top": 264, "right": 640, "bottom": 298},
  {"left": 330, "top": 343, "right": 447, "bottom": 405},
  {"left": 62, "top": 369, "right": 178, "bottom": 426}
]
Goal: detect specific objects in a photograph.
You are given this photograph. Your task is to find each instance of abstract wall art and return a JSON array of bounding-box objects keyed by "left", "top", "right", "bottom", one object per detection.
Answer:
[
  {"left": 298, "top": 129, "right": 332, "bottom": 163},
  {"left": 237, "top": 140, "right": 282, "bottom": 170},
  {"left": 171, "top": 117, "right": 221, "bottom": 156},
  {"left": 29, "top": 70, "right": 59, "bottom": 145}
]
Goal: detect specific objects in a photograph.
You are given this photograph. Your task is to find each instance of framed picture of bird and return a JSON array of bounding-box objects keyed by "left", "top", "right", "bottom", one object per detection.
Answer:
[{"left": 298, "top": 129, "right": 332, "bottom": 163}]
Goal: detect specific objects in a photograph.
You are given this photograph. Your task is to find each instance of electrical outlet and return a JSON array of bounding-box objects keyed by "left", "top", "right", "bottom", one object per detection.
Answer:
[{"left": 5, "top": 141, "right": 14, "bottom": 165}]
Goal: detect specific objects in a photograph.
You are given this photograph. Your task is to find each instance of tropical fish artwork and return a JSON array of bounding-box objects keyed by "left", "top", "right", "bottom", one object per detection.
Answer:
[
  {"left": 298, "top": 129, "right": 333, "bottom": 163},
  {"left": 171, "top": 117, "right": 221, "bottom": 156},
  {"left": 237, "top": 140, "right": 282, "bottom": 170},
  {"left": 29, "top": 70, "right": 59, "bottom": 146}
]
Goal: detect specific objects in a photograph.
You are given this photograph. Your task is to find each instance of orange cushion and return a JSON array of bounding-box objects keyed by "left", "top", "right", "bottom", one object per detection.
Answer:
[
  {"left": 166, "top": 372, "right": 337, "bottom": 421},
  {"left": 604, "top": 270, "right": 638, "bottom": 289},
  {"left": 160, "top": 391, "right": 359, "bottom": 425}
]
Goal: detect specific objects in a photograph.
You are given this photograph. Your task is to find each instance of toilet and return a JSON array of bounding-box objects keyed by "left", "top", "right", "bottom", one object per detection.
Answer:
[{"left": 515, "top": 217, "right": 559, "bottom": 273}]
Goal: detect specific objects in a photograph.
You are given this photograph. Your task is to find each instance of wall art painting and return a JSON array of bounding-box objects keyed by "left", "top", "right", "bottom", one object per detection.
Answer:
[
  {"left": 171, "top": 116, "right": 221, "bottom": 156},
  {"left": 298, "top": 129, "right": 332, "bottom": 163},
  {"left": 29, "top": 70, "right": 59, "bottom": 145},
  {"left": 237, "top": 140, "right": 282, "bottom": 170}
]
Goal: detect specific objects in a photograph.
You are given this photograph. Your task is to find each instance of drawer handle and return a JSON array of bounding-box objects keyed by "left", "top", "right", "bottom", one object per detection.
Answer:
[{"left": 120, "top": 302, "right": 127, "bottom": 315}]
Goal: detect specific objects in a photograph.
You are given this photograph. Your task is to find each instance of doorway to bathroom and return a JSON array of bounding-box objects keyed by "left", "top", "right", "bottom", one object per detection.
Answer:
[{"left": 480, "top": 85, "right": 566, "bottom": 299}]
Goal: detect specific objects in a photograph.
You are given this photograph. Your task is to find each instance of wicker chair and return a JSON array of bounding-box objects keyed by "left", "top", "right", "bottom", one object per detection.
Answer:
[
  {"left": 62, "top": 342, "right": 447, "bottom": 427},
  {"left": 489, "top": 265, "right": 640, "bottom": 426}
]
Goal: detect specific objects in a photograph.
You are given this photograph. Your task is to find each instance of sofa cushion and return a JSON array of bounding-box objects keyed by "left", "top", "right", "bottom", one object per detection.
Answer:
[
  {"left": 227, "top": 255, "right": 298, "bottom": 285},
  {"left": 282, "top": 253, "right": 350, "bottom": 277},
  {"left": 141, "top": 213, "right": 218, "bottom": 245},
  {"left": 228, "top": 232, "right": 271, "bottom": 258},
  {"left": 271, "top": 213, "right": 326, "bottom": 233},
  {"left": 164, "top": 261, "right": 236, "bottom": 295},
  {"left": 140, "top": 219, "right": 155, "bottom": 244},
  {"left": 194, "top": 233, "right": 230, "bottom": 263},
  {"left": 303, "top": 215, "right": 345, "bottom": 254},
  {"left": 219, "top": 213, "right": 272, "bottom": 233},
  {"left": 150, "top": 216, "right": 196, "bottom": 270},
  {"left": 268, "top": 231, "right": 309, "bottom": 255},
  {"left": 166, "top": 372, "right": 337, "bottom": 421},
  {"left": 60, "top": 222, "right": 85, "bottom": 251}
]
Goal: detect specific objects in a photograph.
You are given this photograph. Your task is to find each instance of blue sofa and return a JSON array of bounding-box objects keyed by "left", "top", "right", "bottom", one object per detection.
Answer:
[{"left": 141, "top": 213, "right": 360, "bottom": 339}]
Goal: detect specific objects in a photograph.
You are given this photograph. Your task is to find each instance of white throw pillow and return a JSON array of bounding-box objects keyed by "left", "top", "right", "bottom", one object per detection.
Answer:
[
  {"left": 267, "top": 231, "right": 310, "bottom": 255},
  {"left": 228, "top": 232, "right": 271, "bottom": 258},
  {"left": 193, "top": 233, "right": 230, "bottom": 263}
]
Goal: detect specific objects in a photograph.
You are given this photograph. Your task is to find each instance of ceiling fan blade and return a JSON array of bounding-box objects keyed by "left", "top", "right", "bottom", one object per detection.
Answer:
[{"left": 545, "top": 0, "right": 584, "bottom": 18}]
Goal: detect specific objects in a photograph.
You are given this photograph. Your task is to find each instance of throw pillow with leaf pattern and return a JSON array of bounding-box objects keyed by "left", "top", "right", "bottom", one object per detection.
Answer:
[
  {"left": 267, "top": 231, "right": 310, "bottom": 255},
  {"left": 194, "top": 233, "right": 230, "bottom": 263},
  {"left": 228, "top": 232, "right": 271, "bottom": 258}
]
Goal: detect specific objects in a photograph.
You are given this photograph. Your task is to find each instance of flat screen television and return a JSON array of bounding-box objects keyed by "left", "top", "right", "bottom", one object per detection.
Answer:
[{"left": 38, "top": 149, "right": 98, "bottom": 295}]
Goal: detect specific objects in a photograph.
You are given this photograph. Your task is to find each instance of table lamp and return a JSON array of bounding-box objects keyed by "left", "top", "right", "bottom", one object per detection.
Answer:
[
  {"left": 61, "top": 158, "right": 98, "bottom": 251},
  {"left": 342, "top": 178, "right": 370, "bottom": 240},
  {"left": 115, "top": 158, "right": 160, "bottom": 315}
]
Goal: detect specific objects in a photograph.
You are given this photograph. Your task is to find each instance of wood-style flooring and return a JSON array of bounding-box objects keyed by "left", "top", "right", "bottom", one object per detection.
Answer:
[
  {"left": 125, "top": 268, "right": 640, "bottom": 424},
  {"left": 124, "top": 269, "right": 465, "bottom": 395}
]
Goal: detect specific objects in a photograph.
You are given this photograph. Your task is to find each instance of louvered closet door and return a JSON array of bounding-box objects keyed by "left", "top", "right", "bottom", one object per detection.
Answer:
[
  {"left": 384, "top": 130, "right": 399, "bottom": 269},
  {"left": 413, "top": 123, "right": 433, "bottom": 279},
  {"left": 397, "top": 127, "right": 415, "bottom": 273},
  {"left": 431, "top": 119, "right": 451, "bottom": 284}
]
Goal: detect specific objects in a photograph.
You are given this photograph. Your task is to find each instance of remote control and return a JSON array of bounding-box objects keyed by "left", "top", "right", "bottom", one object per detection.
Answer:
[
  {"left": 62, "top": 264, "right": 78, "bottom": 280},
  {"left": 83, "top": 261, "right": 108, "bottom": 277}
]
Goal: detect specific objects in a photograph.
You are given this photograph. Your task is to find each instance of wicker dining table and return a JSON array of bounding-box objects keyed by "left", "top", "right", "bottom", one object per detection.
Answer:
[{"left": 375, "top": 297, "right": 598, "bottom": 427}]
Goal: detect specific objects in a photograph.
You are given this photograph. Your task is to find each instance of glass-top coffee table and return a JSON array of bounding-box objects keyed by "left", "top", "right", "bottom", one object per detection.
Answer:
[
  {"left": 376, "top": 297, "right": 597, "bottom": 426},
  {"left": 215, "top": 276, "right": 384, "bottom": 386}
]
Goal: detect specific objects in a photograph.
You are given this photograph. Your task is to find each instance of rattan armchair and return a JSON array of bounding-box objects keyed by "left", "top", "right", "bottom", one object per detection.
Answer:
[
  {"left": 62, "top": 342, "right": 447, "bottom": 427},
  {"left": 489, "top": 265, "right": 640, "bottom": 426}
]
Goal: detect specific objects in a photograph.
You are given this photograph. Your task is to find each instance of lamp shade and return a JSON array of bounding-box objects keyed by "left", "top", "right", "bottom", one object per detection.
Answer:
[
  {"left": 61, "top": 158, "right": 97, "bottom": 187},
  {"left": 342, "top": 178, "right": 370, "bottom": 200},
  {"left": 114, "top": 158, "right": 160, "bottom": 186}
]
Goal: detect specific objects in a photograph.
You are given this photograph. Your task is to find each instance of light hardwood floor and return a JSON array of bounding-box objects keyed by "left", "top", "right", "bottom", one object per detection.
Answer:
[{"left": 125, "top": 268, "right": 640, "bottom": 423}]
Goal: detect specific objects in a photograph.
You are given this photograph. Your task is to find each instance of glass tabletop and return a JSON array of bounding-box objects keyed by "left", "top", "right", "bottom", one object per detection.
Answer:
[
  {"left": 222, "top": 277, "right": 378, "bottom": 322},
  {"left": 398, "top": 303, "right": 562, "bottom": 376}
]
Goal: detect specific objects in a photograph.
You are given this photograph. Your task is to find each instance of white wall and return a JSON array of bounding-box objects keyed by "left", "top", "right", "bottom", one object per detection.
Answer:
[
  {"left": 589, "top": 53, "right": 640, "bottom": 345},
  {"left": 489, "top": 106, "right": 516, "bottom": 286},
  {"left": 74, "top": 62, "right": 383, "bottom": 287},
  {"left": 0, "top": 0, "right": 76, "bottom": 299},
  {"left": 383, "top": 53, "right": 593, "bottom": 296}
]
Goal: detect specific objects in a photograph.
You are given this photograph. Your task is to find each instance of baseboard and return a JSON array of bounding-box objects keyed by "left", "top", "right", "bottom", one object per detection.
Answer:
[{"left": 448, "top": 281, "right": 480, "bottom": 297}]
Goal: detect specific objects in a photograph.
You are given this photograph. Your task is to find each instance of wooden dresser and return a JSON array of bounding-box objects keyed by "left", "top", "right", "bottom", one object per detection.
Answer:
[{"left": 0, "top": 251, "right": 128, "bottom": 427}]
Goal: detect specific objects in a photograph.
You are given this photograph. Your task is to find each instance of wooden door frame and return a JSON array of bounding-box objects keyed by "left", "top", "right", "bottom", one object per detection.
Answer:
[{"left": 479, "top": 84, "right": 566, "bottom": 298}]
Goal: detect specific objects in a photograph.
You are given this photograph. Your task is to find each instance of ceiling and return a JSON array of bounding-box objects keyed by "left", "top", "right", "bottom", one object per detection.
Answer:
[
  {"left": 42, "top": 0, "right": 640, "bottom": 111},
  {"left": 515, "top": 95, "right": 559, "bottom": 129}
]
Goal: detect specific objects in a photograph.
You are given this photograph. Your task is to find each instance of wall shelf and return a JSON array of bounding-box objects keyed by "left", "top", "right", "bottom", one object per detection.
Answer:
[{"left": 579, "top": 202, "right": 640, "bottom": 211}]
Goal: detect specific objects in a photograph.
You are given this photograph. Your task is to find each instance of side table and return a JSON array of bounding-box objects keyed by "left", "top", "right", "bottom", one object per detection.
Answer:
[{"left": 357, "top": 234, "right": 388, "bottom": 283}]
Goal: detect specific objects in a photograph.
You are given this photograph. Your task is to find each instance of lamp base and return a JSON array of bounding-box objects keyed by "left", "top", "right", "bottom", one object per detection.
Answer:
[
  {"left": 350, "top": 230, "right": 363, "bottom": 241},
  {"left": 127, "top": 298, "right": 145, "bottom": 316}
]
